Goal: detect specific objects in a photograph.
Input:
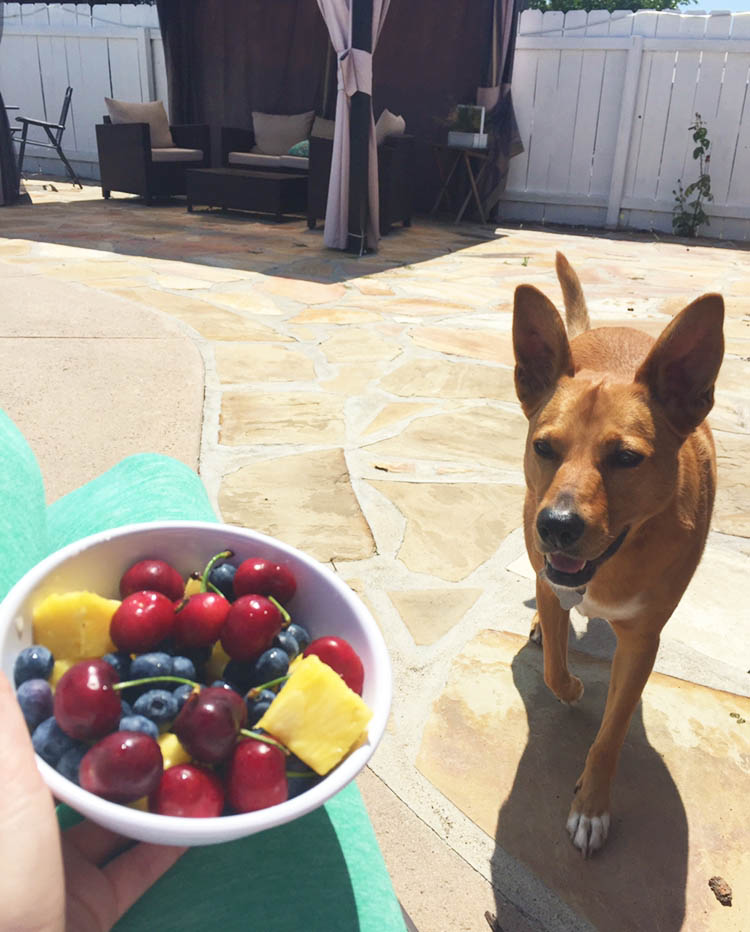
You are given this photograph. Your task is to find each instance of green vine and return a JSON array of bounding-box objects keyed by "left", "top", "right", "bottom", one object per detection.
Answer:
[{"left": 672, "top": 113, "right": 713, "bottom": 238}]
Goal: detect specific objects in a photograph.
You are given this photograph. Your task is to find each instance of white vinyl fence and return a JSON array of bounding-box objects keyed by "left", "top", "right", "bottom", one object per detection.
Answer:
[
  {"left": 2, "top": 5, "right": 749, "bottom": 240},
  {"left": 504, "top": 9, "right": 750, "bottom": 240},
  {"left": 0, "top": 2, "right": 165, "bottom": 180}
]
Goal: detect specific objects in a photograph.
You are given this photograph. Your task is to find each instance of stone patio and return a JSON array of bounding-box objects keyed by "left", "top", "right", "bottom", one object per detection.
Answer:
[{"left": 2, "top": 178, "right": 749, "bottom": 932}]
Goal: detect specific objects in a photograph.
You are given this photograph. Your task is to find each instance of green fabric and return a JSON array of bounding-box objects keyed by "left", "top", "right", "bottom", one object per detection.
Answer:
[
  {"left": 288, "top": 138, "right": 310, "bottom": 157},
  {"left": 0, "top": 411, "right": 406, "bottom": 932}
]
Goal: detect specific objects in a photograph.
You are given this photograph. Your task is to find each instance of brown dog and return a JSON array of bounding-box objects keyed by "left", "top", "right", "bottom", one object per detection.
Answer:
[{"left": 512, "top": 253, "right": 724, "bottom": 856}]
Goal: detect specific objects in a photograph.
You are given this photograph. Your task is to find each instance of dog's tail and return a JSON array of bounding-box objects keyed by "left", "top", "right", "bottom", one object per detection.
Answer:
[{"left": 555, "top": 252, "right": 590, "bottom": 339}]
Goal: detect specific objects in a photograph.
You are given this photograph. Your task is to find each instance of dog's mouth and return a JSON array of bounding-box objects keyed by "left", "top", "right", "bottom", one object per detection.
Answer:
[{"left": 544, "top": 526, "right": 630, "bottom": 588}]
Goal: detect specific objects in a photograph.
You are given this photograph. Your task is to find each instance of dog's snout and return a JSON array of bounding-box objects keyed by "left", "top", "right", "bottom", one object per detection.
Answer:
[{"left": 537, "top": 507, "right": 585, "bottom": 551}]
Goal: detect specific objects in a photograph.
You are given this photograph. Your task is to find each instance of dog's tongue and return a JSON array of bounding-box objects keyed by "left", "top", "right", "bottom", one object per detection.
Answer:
[{"left": 548, "top": 553, "right": 587, "bottom": 574}]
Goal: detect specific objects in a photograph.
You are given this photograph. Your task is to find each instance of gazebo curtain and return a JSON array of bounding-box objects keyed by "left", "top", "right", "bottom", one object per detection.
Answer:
[{"left": 316, "top": 0, "right": 390, "bottom": 251}]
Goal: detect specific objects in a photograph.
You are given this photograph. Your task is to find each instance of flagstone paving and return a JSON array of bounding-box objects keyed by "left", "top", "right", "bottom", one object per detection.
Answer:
[{"left": 2, "top": 178, "right": 749, "bottom": 932}]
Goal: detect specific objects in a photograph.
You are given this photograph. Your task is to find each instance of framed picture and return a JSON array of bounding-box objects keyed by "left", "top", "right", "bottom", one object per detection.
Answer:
[{"left": 451, "top": 104, "right": 486, "bottom": 135}]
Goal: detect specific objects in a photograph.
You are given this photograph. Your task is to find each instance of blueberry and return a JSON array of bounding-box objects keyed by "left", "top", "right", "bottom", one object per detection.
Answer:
[
  {"left": 130, "top": 652, "right": 173, "bottom": 680},
  {"left": 286, "top": 754, "right": 319, "bottom": 798},
  {"left": 173, "top": 683, "right": 195, "bottom": 710},
  {"left": 208, "top": 562, "right": 236, "bottom": 600},
  {"left": 102, "top": 651, "right": 131, "bottom": 679},
  {"left": 16, "top": 679, "right": 54, "bottom": 732},
  {"left": 222, "top": 659, "right": 255, "bottom": 695},
  {"left": 120, "top": 699, "right": 134, "bottom": 717},
  {"left": 56, "top": 745, "right": 88, "bottom": 785},
  {"left": 171, "top": 656, "right": 196, "bottom": 681},
  {"left": 13, "top": 645, "right": 54, "bottom": 687},
  {"left": 119, "top": 714, "right": 159, "bottom": 740},
  {"left": 251, "top": 648, "right": 289, "bottom": 687},
  {"left": 133, "top": 689, "right": 178, "bottom": 724},
  {"left": 155, "top": 637, "right": 177, "bottom": 655},
  {"left": 32, "top": 717, "right": 78, "bottom": 767},
  {"left": 286, "top": 623, "right": 311, "bottom": 652},
  {"left": 246, "top": 689, "right": 276, "bottom": 727},
  {"left": 211, "top": 680, "right": 238, "bottom": 693},
  {"left": 273, "top": 629, "right": 300, "bottom": 659}
]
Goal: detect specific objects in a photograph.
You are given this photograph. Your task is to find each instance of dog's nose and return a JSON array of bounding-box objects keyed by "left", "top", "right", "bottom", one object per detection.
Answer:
[{"left": 537, "top": 507, "right": 585, "bottom": 551}]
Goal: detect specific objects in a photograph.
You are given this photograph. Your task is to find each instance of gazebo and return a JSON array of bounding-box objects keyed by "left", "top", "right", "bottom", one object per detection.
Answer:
[{"left": 0, "top": 0, "right": 523, "bottom": 253}]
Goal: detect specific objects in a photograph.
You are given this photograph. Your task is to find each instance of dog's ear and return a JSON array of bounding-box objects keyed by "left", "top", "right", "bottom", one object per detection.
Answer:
[
  {"left": 513, "top": 285, "right": 574, "bottom": 417},
  {"left": 635, "top": 293, "right": 724, "bottom": 435}
]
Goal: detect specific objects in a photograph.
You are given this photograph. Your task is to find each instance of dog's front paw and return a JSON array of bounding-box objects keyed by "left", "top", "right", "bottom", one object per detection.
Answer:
[
  {"left": 566, "top": 809, "right": 610, "bottom": 858},
  {"left": 547, "top": 672, "right": 584, "bottom": 705},
  {"left": 529, "top": 613, "right": 542, "bottom": 646}
]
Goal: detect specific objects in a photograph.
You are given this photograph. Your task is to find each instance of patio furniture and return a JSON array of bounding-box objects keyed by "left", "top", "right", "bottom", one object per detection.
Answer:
[
  {"left": 220, "top": 110, "right": 318, "bottom": 174},
  {"left": 186, "top": 167, "right": 308, "bottom": 220},
  {"left": 307, "top": 131, "right": 415, "bottom": 235},
  {"left": 15, "top": 87, "right": 81, "bottom": 187},
  {"left": 430, "top": 142, "right": 494, "bottom": 224},
  {"left": 95, "top": 99, "right": 209, "bottom": 202}
]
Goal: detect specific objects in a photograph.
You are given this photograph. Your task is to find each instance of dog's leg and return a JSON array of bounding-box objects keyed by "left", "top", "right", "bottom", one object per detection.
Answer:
[
  {"left": 567, "top": 623, "right": 660, "bottom": 857},
  {"left": 535, "top": 578, "right": 584, "bottom": 705}
]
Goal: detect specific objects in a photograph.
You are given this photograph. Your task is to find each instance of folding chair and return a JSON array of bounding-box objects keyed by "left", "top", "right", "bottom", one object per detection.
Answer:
[{"left": 16, "top": 86, "right": 82, "bottom": 187}]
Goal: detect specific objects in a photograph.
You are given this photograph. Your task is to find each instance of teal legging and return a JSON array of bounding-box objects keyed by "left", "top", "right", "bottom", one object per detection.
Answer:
[{"left": 0, "top": 410, "right": 405, "bottom": 932}]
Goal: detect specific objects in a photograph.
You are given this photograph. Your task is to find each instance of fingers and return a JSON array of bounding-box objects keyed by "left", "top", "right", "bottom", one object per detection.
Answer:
[
  {"left": 64, "top": 820, "right": 135, "bottom": 866},
  {"left": 103, "top": 841, "right": 186, "bottom": 919}
]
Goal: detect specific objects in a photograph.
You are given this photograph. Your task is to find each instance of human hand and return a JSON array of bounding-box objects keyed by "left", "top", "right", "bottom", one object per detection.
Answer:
[{"left": 0, "top": 670, "right": 185, "bottom": 931}]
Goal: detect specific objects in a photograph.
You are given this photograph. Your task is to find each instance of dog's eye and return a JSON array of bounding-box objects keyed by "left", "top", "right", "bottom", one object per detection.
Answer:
[
  {"left": 533, "top": 439, "right": 556, "bottom": 460},
  {"left": 612, "top": 449, "right": 644, "bottom": 468}
]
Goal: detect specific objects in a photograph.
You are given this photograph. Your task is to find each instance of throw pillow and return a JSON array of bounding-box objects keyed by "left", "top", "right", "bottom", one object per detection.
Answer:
[
  {"left": 252, "top": 111, "right": 315, "bottom": 156},
  {"left": 375, "top": 109, "right": 406, "bottom": 147},
  {"left": 288, "top": 140, "right": 310, "bottom": 158},
  {"left": 104, "top": 98, "right": 175, "bottom": 148}
]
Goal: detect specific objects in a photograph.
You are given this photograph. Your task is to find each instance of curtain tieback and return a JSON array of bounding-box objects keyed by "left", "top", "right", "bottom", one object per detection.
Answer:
[{"left": 337, "top": 47, "right": 373, "bottom": 97}]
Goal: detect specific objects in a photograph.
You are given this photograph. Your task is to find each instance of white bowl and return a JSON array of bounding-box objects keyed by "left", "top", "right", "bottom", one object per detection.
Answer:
[{"left": 0, "top": 521, "right": 392, "bottom": 846}]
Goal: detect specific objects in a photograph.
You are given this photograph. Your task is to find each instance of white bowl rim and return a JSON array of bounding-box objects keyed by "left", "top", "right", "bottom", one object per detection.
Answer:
[{"left": 1, "top": 520, "right": 392, "bottom": 845}]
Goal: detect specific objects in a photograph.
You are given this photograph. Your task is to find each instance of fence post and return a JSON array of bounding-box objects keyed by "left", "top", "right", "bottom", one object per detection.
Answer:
[{"left": 605, "top": 34, "right": 643, "bottom": 228}]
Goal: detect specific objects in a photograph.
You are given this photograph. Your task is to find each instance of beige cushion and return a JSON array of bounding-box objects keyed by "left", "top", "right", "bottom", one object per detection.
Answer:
[
  {"left": 279, "top": 154, "right": 309, "bottom": 170},
  {"left": 311, "top": 116, "right": 335, "bottom": 140},
  {"left": 105, "top": 98, "right": 175, "bottom": 148},
  {"left": 252, "top": 110, "right": 315, "bottom": 155},
  {"left": 151, "top": 147, "right": 203, "bottom": 163},
  {"left": 228, "top": 151, "right": 283, "bottom": 169},
  {"left": 375, "top": 108, "right": 406, "bottom": 147}
]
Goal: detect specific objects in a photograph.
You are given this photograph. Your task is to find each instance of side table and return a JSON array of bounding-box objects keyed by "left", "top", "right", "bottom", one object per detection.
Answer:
[{"left": 430, "top": 143, "right": 494, "bottom": 224}]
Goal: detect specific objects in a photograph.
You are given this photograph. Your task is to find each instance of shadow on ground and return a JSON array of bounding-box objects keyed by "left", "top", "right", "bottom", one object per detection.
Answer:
[{"left": 492, "top": 623, "right": 688, "bottom": 932}]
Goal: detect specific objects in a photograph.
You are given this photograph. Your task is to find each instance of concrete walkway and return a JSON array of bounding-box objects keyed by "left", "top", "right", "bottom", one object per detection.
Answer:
[{"left": 2, "top": 179, "right": 749, "bottom": 932}]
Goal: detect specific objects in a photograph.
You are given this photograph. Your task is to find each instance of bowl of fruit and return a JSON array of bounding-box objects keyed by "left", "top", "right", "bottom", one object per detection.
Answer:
[{"left": 0, "top": 521, "right": 391, "bottom": 846}]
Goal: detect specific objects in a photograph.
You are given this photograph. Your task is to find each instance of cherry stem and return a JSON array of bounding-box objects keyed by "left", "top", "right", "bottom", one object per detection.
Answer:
[
  {"left": 287, "top": 770, "right": 315, "bottom": 778},
  {"left": 206, "top": 581, "right": 224, "bottom": 597},
  {"left": 239, "top": 729, "right": 290, "bottom": 754},
  {"left": 113, "top": 676, "right": 199, "bottom": 692},
  {"left": 268, "top": 595, "right": 291, "bottom": 626},
  {"left": 200, "top": 549, "right": 234, "bottom": 593},
  {"left": 246, "top": 675, "right": 290, "bottom": 699}
]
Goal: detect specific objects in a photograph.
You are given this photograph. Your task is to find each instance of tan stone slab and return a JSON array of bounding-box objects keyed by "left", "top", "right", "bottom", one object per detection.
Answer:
[
  {"left": 153, "top": 274, "right": 219, "bottom": 290},
  {"left": 40, "top": 259, "right": 150, "bottom": 283},
  {"left": 375, "top": 297, "right": 475, "bottom": 317},
  {"left": 320, "top": 364, "right": 379, "bottom": 395},
  {"left": 417, "top": 629, "right": 750, "bottom": 932},
  {"left": 381, "top": 359, "right": 517, "bottom": 402},
  {"left": 713, "top": 429, "right": 750, "bottom": 537},
  {"left": 409, "top": 326, "right": 515, "bottom": 365},
  {"left": 259, "top": 276, "right": 346, "bottom": 304},
  {"left": 204, "top": 289, "right": 284, "bottom": 315},
  {"left": 362, "top": 403, "right": 435, "bottom": 436},
  {"left": 388, "top": 588, "right": 484, "bottom": 645},
  {"left": 368, "top": 480, "right": 524, "bottom": 581},
  {"left": 220, "top": 391, "right": 345, "bottom": 445},
  {"left": 0, "top": 337, "right": 202, "bottom": 503},
  {"left": 218, "top": 449, "right": 375, "bottom": 561},
  {"left": 320, "top": 328, "right": 403, "bottom": 364},
  {"left": 105, "top": 288, "right": 291, "bottom": 342},
  {"left": 364, "top": 406, "right": 527, "bottom": 472},
  {"left": 349, "top": 278, "right": 395, "bottom": 296},
  {"left": 289, "top": 305, "right": 382, "bottom": 324},
  {"left": 214, "top": 343, "right": 315, "bottom": 384}
]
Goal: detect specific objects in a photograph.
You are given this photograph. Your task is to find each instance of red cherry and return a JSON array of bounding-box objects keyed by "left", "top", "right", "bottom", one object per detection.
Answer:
[
  {"left": 120, "top": 559, "right": 184, "bottom": 602},
  {"left": 220, "top": 595, "right": 282, "bottom": 662},
  {"left": 80, "top": 731, "right": 163, "bottom": 803},
  {"left": 174, "top": 592, "right": 231, "bottom": 648},
  {"left": 304, "top": 636, "right": 365, "bottom": 695},
  {"left": 225, "top": 738, "right": 288, "bottom": 813},
  {"left": 110, "top": 590, "right": 175, "bottom": 653},
  {"left": 233, "top": 558, "right": 297, "bottom": 605},
  {"left": 149, "top": 764, "right": 225, "bottom": 818},
  {"left": 172, "top": 686, "right": 247, "bottom": 764},
  {"left": 53, "top": 659, "right": 122, "bottom": 740}
]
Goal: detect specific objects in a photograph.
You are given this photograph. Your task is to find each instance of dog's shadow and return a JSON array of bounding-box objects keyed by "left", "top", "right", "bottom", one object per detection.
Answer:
[{"left": 491, "top": 617, "right": 688, "bottom": 932}]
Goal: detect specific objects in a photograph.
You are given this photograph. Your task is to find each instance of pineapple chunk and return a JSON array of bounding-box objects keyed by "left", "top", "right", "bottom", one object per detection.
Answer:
[
  {"left": 183, "top": 576, "right": 203, "bottom": 598},
  {"left": 158, "top": 732, "right": 192, "bottom": 769},
  {"left": 205, "top": 640, "right": 232, "bottom": 682},
  {"left": 257, "top": 654, "right": 372, "bottom": 775},
  {"left": 33, "top": 591, "right": 120, "bottom": 661}
]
